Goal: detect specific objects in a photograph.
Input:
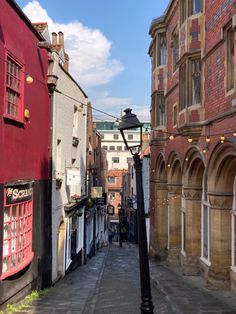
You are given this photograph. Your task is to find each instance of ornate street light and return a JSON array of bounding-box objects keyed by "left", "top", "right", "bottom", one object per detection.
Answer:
[{"left": 118, "top": 108, "right": 154, "bottom": 314}]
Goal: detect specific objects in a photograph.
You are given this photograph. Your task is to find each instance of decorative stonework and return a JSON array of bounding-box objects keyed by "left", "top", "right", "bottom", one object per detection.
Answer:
[
  {"left": 167, "top": 183, "right": 182, "bottom": 194},
  {"left": 183, "top": 187, "right": 202, "bottom": 200},
  {"left": 208, "top": 192, "right": 233, "bottom": 210}
]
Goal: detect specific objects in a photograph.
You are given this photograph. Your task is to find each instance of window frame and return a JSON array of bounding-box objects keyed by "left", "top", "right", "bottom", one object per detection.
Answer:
[
  {"left": 226, "top": 24, "right": 235, "bottom": 92},
  {"left": 157, "top": 33, "right": 167, "bottom": 66},
  {"left": 200, "top": 173, "right": 211, "bottom": 266},
  {"left": 180, "top": 0, "right": 202, "bottom": 24},
  {"left": 4, "top": 51, "right": 24, "bottom": 123},
  {"left": 172, "top": 28, "right": 179, "bottom": 72},
  {"left": 181, "top": 190, "right": 186, "bottom": 256},
  {"left": 157, "top": 93, "right": 165, "bottom": 127},
  {"left": 179, "top": 56, "right": 201, "bottom": 111},
  {"left": 231, "top": 176, "right": 236, "bottom": 271},
  {"left": 112, "top": 157, "right": 120, "bottom": 164},
  {"left": 108, "top": 176, "right": 116, "bottom": 184}
]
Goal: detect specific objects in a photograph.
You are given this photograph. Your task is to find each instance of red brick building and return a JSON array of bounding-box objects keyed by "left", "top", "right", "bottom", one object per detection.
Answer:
[
  {"left": 0, "top": 0, "right": 51, "bottom": 304},
  {"left": 149, "top": 0, "right": 236, "bottom": 291},
  {"left": 107, "top": 169, "right": 127, "bottom": 227}
]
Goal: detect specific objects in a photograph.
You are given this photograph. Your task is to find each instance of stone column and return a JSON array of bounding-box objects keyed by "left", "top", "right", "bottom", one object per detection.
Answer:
[
  {"left": 181, "top": 187, "right": 202, "bottom": 275},
  {"left": 156, "top": 182, "right": 168, "bottom": 260},
  {"left": 167, "top": 184, "right": 182, "bottom": 266},
  {"left": 207, "top": 193, "right": 233, "bottom": 290}
]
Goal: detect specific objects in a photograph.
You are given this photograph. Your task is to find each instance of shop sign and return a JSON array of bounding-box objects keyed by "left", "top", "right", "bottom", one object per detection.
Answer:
[
  {"left": 5, "top": 183, "right": 33, "bottom": 205},
  {"left": 96, "top": 197, "right": 105, "bottom": 205}
]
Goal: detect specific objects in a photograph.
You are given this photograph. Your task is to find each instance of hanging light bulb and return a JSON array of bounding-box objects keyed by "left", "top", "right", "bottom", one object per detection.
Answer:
[
  {"left": 233, "top": 131, "right": 236, "bottom": 137},
  {"left": 220, "top": 135, "right": 225, "bottom": 143},
  {"left": 169, "top": 135, "right": 174, "bottom": 140},
  {"left": 188, "top": 137, "right": 193, "bottom": 143},
  {"left": 114, "top": 119, "right": 120, "bottom": 127},
  {"left": 206, "top": 136, "right": 210, "bottom": 143},
  {"left": 185, "top": 157, "right": 188, "bottom": 161},
  {"left": 203, "top": 148, "right": 207, "bottom": 153},
  {"left": 167, "top": 163, "right": 171, "bottom": 168}
]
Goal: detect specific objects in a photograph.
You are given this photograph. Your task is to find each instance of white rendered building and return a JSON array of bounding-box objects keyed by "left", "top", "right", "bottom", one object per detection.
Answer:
[{"left": 48, "top": 32, "right": 88, "bottom": 283}]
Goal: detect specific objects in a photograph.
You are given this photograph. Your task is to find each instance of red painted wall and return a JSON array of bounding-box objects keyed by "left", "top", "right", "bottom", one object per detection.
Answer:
[{"left": 0, "top": 0, "right": 50, "bottom": 182}]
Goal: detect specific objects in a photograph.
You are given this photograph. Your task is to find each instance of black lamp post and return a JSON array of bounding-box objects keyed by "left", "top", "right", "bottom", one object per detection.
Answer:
[
  {"left": 118, "top": 203, "right": 122, "bottom": 248},
  {"left": 118, "top": 108, "right": 154, "bottom": 314}
]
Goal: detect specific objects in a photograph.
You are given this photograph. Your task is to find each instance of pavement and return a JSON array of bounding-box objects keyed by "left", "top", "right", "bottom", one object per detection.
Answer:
[{"left": 12, "top": 242, "right": 236, "bottom": 314}]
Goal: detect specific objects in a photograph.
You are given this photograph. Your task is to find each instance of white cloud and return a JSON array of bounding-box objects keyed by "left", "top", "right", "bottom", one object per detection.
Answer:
[{"left": 22, "top": 0, "right": 124, "bottom": 88}]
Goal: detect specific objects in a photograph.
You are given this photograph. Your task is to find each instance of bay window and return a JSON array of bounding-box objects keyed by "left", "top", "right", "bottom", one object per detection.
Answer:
[{"left": 1, "top": 183, "right": 34, "bottom": 280}]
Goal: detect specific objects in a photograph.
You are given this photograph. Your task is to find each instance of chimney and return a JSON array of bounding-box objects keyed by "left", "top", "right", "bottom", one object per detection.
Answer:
[
  {"left": 58, "top": 31, "right": 64, "bottom": 49},
  {"left": 52, "top": 32, "right": 57, "bottom": 47}
]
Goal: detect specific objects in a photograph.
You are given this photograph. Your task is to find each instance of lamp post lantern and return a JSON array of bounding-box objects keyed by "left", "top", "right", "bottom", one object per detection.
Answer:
[{"left": 118, "top": 108, "right": 154, "bottom": 314}]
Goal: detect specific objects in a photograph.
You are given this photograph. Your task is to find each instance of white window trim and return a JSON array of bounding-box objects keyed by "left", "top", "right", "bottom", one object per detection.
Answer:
[
  {"left": 181, "top": 191, "right": 186, "bottom": 256},
  {"left": 167, "top": 204, "right": 170, "bottom": 249},
  {"left": 231, "top": 176, "right": 236, "bottom": 271},
  {"left": 200, "top": 173, "right": 211, "bottom": 266},
  {"left": 76, "top": 211, "right": 84, "bottom": 254},
  {"left": 65, "top": 218, "right": 72, "bottom": 269}
]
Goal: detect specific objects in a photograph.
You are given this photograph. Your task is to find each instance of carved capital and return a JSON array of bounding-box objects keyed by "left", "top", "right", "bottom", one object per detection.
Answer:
[
  {"left": 167, "top": 183, "right": 182, "bottom": 194},
  {"left": 208, "top": 192, "right": 233, "bottom": 210},
  {"left": 183, "top": 187, "right": 202, "bottom": 200},
  {"left": 156, "top": 182, "right": 168, "bottom": 191}
]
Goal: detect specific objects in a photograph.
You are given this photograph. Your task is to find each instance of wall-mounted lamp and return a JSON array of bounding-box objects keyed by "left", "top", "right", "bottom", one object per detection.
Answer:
[
  {"left": 26, "top": 75, "right": 33, "bottom": 84},
  {"left": 24, "top": 109, "right": 30, "bottom": 119}
]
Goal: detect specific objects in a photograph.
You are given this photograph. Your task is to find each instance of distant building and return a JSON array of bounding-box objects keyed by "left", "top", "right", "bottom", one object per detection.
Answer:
[
  {"left": 95, "top": 120, "right": 150, "bottom": 169},
  {"left": 95, "top": 119, "right": 150, "bottom": 229}
]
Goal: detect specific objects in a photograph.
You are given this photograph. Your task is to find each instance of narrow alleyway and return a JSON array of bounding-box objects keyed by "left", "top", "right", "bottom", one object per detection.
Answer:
[{"left": 14, "top": 242, "right": 236, "bottom": 314}]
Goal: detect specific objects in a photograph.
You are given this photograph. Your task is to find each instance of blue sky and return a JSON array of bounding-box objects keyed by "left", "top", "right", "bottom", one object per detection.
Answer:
[{"left": 16, "top": 0, "right": 169, "bottom": 121}]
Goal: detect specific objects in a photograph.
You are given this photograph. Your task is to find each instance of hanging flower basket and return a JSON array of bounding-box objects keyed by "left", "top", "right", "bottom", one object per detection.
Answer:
[{"left": 71, "top": 194, "right": 81, "bottom": 202}]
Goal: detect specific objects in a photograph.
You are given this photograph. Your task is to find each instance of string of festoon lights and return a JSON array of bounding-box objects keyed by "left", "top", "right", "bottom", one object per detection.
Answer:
[
  {"left": 13, "top": 57, "right": 236, "bottom": 162},
  {"left": 2, "top": 54, "right": 236, "bottom": 144}
]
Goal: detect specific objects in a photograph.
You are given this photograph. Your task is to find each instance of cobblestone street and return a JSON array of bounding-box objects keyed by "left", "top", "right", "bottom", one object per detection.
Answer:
[{"left": 14, "top": 243, "right": 236, "bottom": 314}]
